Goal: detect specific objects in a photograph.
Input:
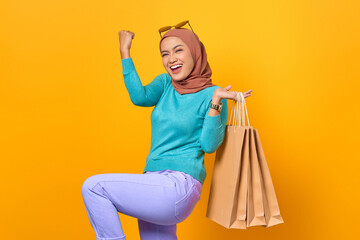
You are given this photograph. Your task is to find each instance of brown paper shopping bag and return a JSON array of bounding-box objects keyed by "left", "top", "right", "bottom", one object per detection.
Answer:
[
  {"left": 206, "top": 92, "right": 249, "bottom": 229},
  {"left": 253, "top": 128, "right": 284, "bottom": 227},
  {"left": 232, "top": 125, "right": 250, "bottom": 229},
  {"left": 205, "top": 123, "right": 248, "bottom": 229},
  {"left": 206, "top": 92, "right": 284, "bottom": 229},
  {"left": 246, "top": 127, "right": 266, "bottom": 227}
]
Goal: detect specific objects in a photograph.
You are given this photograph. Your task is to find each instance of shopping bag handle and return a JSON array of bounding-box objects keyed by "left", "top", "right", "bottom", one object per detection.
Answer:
[{"left": 229, "top": 92, "right": 250, "bottom": 126}]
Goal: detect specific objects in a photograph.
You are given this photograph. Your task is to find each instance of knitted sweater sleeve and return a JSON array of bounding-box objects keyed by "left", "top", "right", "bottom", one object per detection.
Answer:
[
  {"left": 199, "top": 97, "right": 229, "bottom": 154},
  {"left": 121, "top": 58, "right": 166, "bottom": 107}
]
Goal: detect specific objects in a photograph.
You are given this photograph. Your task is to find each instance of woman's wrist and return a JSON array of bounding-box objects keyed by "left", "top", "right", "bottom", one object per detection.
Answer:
[
  {"left": 208, "top": 92, "right": 222, "bottom": 116},
  {"left": 120, "top": 49, "right": 131, "bottom": 59},
  {"left": 212, "top": 91, "right": 222, "bottom": 104}
]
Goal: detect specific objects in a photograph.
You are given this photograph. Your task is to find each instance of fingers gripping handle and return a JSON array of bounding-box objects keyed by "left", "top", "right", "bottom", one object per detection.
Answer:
[{"left": 229, "top": 92, "right": 250, "bottom": 127}]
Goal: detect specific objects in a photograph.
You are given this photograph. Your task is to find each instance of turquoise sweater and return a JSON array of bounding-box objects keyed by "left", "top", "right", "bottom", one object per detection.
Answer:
[{"left": 121, "top": 58, "right": 228, "bottom": 184}]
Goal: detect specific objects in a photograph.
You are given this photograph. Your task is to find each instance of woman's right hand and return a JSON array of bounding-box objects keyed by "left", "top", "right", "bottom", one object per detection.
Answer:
[{"left": 118, "top": 30, "right": 135, "bottom": 53}]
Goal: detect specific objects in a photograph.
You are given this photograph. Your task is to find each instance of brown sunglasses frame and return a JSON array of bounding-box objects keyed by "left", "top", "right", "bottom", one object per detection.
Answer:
[{"left": 158, "top": 20, "right": 194, "bottom": 38}]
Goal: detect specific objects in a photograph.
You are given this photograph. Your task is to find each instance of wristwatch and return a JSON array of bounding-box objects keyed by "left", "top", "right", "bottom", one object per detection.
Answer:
[{"left": 210, "top": 101, "right": 223, "bottom": 112}]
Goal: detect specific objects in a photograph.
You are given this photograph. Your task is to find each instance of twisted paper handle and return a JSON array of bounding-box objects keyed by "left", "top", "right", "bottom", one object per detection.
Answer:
[{"left": 229, "top": 92, "right": 250, "bottom": 126}]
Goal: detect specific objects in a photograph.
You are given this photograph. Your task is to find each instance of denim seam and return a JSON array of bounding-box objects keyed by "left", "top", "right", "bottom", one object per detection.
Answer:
[
  {"left": 94, "top": 180, "right": 175, "bottom": 188},
  {"left": 96, "top": 235, "right": 126, "bottom": 240},
  {"left": 193, "top": 184, "right": 201, "bottom": 197},
  {"left": 174, "top": 184, "right": 199, "bottom": 222},
  {"left": 85, "top": 203, "right": 101, "bottom": 237},
  {"left": 175, "top": 183, "right": 196, "bottom": 205}
]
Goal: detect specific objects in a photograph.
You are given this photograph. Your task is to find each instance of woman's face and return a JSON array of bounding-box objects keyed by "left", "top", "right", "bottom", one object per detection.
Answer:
[{"left": 160, "top": 37, "right": 195, "bottom": 81}]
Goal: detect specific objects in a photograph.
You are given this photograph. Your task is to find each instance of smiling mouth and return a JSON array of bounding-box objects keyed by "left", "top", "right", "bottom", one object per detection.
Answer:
[{"left": 170, "top": 65, "right": 182, "bottom": 74}]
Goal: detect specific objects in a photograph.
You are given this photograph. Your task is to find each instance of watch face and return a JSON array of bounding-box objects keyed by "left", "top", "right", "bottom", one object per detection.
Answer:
[
  {"left": 210, "top": 103, "right": 221, "bottom": 112},
  {"left": 210, "top": 103, "right": 218, "bottom": 110}
]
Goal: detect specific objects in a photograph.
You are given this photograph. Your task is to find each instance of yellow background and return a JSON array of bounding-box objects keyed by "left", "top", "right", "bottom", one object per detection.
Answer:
[{"left": 1, "top": 0, "right": 359, "bottom": 239}]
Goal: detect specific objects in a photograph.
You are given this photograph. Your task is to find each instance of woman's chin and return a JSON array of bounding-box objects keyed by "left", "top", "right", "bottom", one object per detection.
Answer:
[{"left": 170, "top": 73, "right": 187, "bottom": 81}]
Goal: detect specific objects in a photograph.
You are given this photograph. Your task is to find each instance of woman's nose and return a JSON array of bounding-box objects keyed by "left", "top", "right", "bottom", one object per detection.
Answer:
[{"left": 169, "top": 53, "right": 177, "bottom": 63}]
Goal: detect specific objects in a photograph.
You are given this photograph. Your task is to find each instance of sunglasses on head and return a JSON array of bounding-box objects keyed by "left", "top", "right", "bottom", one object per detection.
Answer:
[{"left": 158, "top": 20, "right": 195, "bottom": 38}]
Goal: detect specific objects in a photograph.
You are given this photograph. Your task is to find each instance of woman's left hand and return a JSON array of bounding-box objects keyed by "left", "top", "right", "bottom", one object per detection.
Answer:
[{"left": 214, "top": 85, "right": 252, "bottom": 101}]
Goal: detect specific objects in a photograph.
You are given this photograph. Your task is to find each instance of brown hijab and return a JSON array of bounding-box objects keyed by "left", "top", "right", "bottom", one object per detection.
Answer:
[{"left": 159, "top": 28, "right": 216, "bottom": 95}]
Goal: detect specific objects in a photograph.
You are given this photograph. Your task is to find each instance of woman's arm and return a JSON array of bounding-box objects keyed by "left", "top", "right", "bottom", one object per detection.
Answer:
[
  {"left": 121, "top": 58, "right": 166, "bottom": 107},
  {"left": 119, "top": 30, "right": 134, "bottom": 59},
  {"left": 119, "top": 30, "right": 165, "bottom": 107},
  {"left": 199, "top": 86, "right": 253, "bottom": 153},
  {"left": 199, "top": 95, "right": 228, "bottom": 154}
]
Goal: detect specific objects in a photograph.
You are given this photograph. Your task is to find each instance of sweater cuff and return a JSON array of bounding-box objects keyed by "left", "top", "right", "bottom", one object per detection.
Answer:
[{"left": 121, "top": 58, "right": 135, "bottom": 75}]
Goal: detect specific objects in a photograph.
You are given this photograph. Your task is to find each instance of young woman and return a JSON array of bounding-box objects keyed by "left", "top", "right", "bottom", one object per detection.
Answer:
[{"left": 82, "top": 26, "right": 252, "bottom": 240}]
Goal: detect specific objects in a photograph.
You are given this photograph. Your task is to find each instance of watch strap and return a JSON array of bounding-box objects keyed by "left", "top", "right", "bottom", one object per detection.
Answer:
[{"left": 210, "top": 101, "right": 223, "bottom": 112}]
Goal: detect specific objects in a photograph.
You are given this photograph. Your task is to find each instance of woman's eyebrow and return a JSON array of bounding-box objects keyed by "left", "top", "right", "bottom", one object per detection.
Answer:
[{"left": 161, "top": 44, "right": 184, "bottom": 53}]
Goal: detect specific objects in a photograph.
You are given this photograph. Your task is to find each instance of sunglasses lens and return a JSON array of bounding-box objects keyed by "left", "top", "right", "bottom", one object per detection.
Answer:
[
  {"left": 175, "top": 20, "right": 189, "bottom": 28},
  {"left": 159, "top": 26, "right": 172, "bottom": 33},
  {"left": 158, "top": 21, "right": 193, "bottom": 37}
]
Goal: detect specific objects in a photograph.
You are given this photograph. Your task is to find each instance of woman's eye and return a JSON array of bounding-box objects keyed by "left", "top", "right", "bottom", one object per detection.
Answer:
[{"left": 161, "top": 49, "right": 181, "bottom": 57}]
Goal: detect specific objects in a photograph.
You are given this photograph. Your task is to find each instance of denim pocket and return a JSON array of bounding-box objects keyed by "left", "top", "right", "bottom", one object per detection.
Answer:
[{"left": 175, "top": 184, "right": 201, "bottom": 222}]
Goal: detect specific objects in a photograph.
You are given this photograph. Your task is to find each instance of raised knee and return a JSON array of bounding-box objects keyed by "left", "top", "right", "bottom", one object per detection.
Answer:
[{"left": 81, "top": 174, "right": 102, "bottom": 195}]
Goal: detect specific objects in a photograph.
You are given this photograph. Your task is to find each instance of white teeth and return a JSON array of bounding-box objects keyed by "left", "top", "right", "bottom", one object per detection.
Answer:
[{"left": 170, "top": 64, "right": 182, "bottom": 69}]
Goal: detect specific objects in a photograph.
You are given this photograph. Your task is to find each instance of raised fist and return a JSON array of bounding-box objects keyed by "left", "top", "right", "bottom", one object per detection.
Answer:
[{"left": 118, "top": 30, "right": 135, "bottom": 52}]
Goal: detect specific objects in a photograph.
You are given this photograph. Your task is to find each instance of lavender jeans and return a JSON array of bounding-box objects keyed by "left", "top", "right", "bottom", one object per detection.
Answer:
[{"left": 81, "top": 169, "right": 203, "bottom": 240}]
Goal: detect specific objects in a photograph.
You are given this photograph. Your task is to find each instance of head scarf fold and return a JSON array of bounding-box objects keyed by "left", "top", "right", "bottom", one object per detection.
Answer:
[{"left": 159, "top": 28, "right": 216, "bottom": 95}]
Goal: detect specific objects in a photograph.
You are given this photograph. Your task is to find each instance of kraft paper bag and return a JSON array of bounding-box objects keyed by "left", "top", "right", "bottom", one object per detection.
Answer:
[
  {"left": 206, "top": 92, "right": 284, "bottom": 229},
  {"left": 246, "top": 127, "right": 266, "bottom": 227},
  {"left": 206, "top": 124, "right": 248, "bottom": 229},
  {"left": 206, "top": 92, "right": 249, "bottom": 229},
  {"left": 253, "top": 128, "right": 284, "bottom": 227},
  {"left": 232, "top": 125, "right": 250, "bottom": 229}
]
